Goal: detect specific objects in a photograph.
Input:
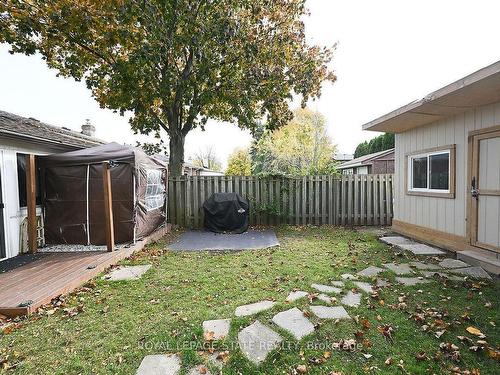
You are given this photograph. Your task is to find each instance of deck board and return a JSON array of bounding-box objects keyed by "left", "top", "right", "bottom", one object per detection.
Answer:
[{"left": 0, "top": 225, "right": 170, "bottom": 317}]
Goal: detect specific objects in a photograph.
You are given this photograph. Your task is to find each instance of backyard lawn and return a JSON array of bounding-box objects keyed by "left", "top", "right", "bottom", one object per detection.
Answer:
[{"left": 1, "top": 226, "right": 499, "bottom": 374}]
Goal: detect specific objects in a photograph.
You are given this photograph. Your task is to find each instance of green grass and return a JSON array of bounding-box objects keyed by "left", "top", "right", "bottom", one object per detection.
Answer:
[{"left": 1, "top": 226, "right": 499, "bottom": 374}]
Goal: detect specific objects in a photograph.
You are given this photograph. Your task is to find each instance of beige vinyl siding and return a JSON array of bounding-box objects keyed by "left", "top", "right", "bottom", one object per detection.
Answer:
[{"left": 394, "top": 101, "right": 500, "bottom": 237}]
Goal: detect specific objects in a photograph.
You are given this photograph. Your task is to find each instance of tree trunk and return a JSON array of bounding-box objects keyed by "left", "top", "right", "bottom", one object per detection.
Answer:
[{"left": 169, "top": 132, "right": 185, "bottom": 176}]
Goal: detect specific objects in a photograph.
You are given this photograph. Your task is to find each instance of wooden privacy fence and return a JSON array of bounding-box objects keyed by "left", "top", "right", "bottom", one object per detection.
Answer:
[{"left": 168, "top": 174, "right": 394, "bottom": 228}]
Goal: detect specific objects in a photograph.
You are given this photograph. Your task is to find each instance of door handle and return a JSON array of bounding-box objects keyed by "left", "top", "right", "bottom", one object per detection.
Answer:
[{"left": 471, "top": 177, "right": 479, "bottom": 200}]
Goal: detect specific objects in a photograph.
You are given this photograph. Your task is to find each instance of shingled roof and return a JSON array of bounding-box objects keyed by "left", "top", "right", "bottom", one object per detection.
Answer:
[{"left": 0, "top": 110, "right": 105, "bottom": 150}]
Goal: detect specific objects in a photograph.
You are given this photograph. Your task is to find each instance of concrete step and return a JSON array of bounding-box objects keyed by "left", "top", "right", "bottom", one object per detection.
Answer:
[{"left": 458, "top": 250, "right": 500, "bottom": 276}]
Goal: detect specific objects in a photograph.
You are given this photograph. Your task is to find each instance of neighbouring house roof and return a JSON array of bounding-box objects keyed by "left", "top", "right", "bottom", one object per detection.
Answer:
[
  {"left": 334, "top": 153, "right": 354, "bottom": 162},
  {"left": 338, "top": 148, "right": 394, "bottom": 170},
  {"left": 362, "top": 60, "right": 500, "bottom": 133},
  {"left": 0, "top": 110, "right": 105, "bottom": 150}
]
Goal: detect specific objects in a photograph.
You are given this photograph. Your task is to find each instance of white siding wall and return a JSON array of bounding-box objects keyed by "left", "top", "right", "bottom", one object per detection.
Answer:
[
  {"left": 394, "top": 101, "right": 500, "bottom": 237},
  {"left": 0, "top": 139, "right": 56, "bottom": 259}
]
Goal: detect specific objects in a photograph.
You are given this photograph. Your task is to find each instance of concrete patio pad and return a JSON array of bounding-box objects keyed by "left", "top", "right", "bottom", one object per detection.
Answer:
[
  {"left": 353, "top": 281, "right": 374, "bottom": 294},
  {"left": 235, "top": 300, "right": 276, "bottom": 317},
  {"left": 168, "top": 230, "right": 279, "bottom": 251},
  {"left": 272, "top": 307, "right": 315, "bottom": 340},
  {"left": 105, "top": 265, "right": 152, "bottom": 281},
  {"left": 203, "top": 319, "right": 231, "bottom": 340},
  {"left": 136, "top": 354, "right": 181, "bottom": 375},
  {"left": 238, "top": 321, "right": 282, "bottom": 365}
]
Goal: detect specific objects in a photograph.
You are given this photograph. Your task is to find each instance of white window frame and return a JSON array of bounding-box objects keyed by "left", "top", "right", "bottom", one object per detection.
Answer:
[
  {"left": 145, "top": 169, "right": 165, "bottom": 211},
  {"left": 408, "top": 150, "right": 451, "bottom": 194}
]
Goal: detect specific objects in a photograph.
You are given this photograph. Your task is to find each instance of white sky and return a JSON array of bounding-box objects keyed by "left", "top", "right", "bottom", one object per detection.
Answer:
[{"left": 1, "top": 0, "right": 500, "bottom": 167}]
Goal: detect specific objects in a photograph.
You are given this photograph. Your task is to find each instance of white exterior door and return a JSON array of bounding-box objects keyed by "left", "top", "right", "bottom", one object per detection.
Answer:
[{"left": 470, "top": 129, "right": 500, "bottom": 252}]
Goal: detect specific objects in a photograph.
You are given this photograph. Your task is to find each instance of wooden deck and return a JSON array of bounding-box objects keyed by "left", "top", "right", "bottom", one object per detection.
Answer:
[{"left": 0, "top": 225, "right": 170, "bottom": 318}]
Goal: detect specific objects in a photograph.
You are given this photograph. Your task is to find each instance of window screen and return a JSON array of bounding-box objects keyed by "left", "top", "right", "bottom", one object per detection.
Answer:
[
  {"left": 412, "top": 156, "right": 427, "bottom": 189},
  {"left": 145, "top": 170, "right": 165, "bottom": 211},
  {"left": 429, "top": 153, "right": 449, "bottom": 190}
]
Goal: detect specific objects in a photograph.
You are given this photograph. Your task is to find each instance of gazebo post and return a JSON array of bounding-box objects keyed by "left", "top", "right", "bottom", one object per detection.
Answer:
[
  {"left": 102, "top": 162, "right": 115, "bottom": 252},
  {"left": 26, "top": 154, "right": 37, "bottom": 254}
]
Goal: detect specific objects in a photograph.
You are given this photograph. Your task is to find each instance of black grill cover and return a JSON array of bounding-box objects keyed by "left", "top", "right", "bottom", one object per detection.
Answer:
[{"left": 203, "top": 193, "right": 249, "bottom": 233}]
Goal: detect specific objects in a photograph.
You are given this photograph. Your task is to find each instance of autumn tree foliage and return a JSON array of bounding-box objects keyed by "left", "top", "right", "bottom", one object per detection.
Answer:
[
  {"left": 226, "top": 148, "right": 252, "bottom": 176},
  {"left": 252, "top": 108, "right": 337, "bottom": 176},
  {"left": 0, "top": 0, "right": 335, "bottom": 175}
]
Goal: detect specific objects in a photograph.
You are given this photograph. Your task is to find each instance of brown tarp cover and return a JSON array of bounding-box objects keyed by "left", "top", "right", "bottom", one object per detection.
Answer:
[{"left": 39, "top": 143, "right": 167, "bottom": 245}]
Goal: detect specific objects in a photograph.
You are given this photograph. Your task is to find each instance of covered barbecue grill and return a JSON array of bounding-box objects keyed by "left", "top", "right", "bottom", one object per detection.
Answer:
[
  {"left": 203, "top": 192, "right": 249, "bottom": 233},
  {"left": 39, "top": 142, "right": 167, "bottom": 245}
]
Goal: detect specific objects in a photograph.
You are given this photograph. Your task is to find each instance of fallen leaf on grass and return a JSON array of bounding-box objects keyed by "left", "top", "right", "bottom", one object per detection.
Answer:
[
  {"left": 377, "top": 325, "right": 394, "bottom": 344},
  {"left": 384, "top": 357, "right": 393, "bottom": 365},
  {"left": 296, "top": 364, "right": 307, "bottom": 373},
  {"left": 466, "top": 326, "right": 485, "bottom": 338},
  {"left": 415, "top": 352, "right": 427, "bottom": 361}
]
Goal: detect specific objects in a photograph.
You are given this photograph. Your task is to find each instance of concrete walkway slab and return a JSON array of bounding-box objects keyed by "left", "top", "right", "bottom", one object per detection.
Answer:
[
  {"left": 316, "top": 294, "right": 334, "bottom": 304},
  {"left": 421, "top": 271, "right": 464, "bottom": 281},
  {"left": 357, "top": 266, "right": 384, "bottom": 277},
  {"left": 438, "top": 258, "right": 469, "bottom": 269},
  {"left": 353, "top": 281, "right": 374, "bottom": 294},
  {"left": 311, "top": 283, "right": 341, "bottom": 294},
  {"left": 399, "top": 243, "right": 445, "bottom": 255},
  {"left": 410, "top": 261, "right": 441, "bottom": 270},
  {"left": 382, "top": 263, "right": 413, "bottom": 275},
  {"left": 235, "top": 300, "right": 276, "bottom": 317},
  {"left": 395, "top": 277, "right": 432, "bottom": 286},
  {"left": 105, "top": 265, "right": 152, "bottom": 281},
  {"left": 331, "top": 280, "right": 345, "bottom": 287},
  {"left": 238, "top": 321, "right": 282, "bottom": 365},
  {"left": 272, "top": 307, "right": 315, "bottom": 340},
  {"left": 168, "top": 230, "right": 279, "bottom": 251},
  {"left": 380, "top": 236, "right": 415, "bottom": 246},
  {"left": 449, "top": 266, "right": 492, "bottom": 280},
  {"left": 310, "top": 305, "right": 351, "bottom": 320},
  {"left": 286, "top": 290, "right": 308, "bottom": 302},
  {"left": 341, "top": 273, "right": 358, "bottom": 280},
  {"left": 188, "top": 366, "right": 211, "bottom": 375},
  {"left": 203, "top": 319, "right": 231, "bottom": 340},
  {"left": 341, "top": 291, "right": 361, "bottom": 307},
  {"left": 136, "top": 354, "right": 181, "bottom": 375}
]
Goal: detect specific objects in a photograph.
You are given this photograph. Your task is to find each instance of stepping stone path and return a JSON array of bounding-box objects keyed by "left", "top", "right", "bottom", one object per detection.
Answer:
[
  {"left": 238, "top": 321, "right": 283, "bottom": 365},
  {"left": 395, "top": 277, "right": 432, "bottom": 286},
  {"left": 353, "top": 281, "right": 374, "bottom": 294},
  {"left": 188, "top": 366, "right": 211, "bottom": 375},
  {"left": 341, "top": 291, "right": 361, "bottom": 307},
  {"left": 380, "top": 236, "right": 415, "bottom": 246},
  {"left": 331, "top": 281, "right": 345, "bottom": 287},
  {"left": 449, "top": 266, "right": 492, "bottom": 280},
  {"left": 399, "top": 243, "right": 445, "bottom": 255},
  {"left": 136, "top": 354, "right": 181, "bottom": 375},
  {"left": 272, "top": 307, "right": 315, "bottom": 340},
  {"left": 203, "top": 319, "right": 231, "bottom": 340},
  {"left": 235, "top": 300, "right": 276, "bottom": 317},
  {"left": 311, "top": 283, "right": 341, "bottom": 294},
  {"left": 382, "top": 263, "right": 413, "bottom": 275},
  {"left": 286, "top": 290, "right": 308, "bottom": 302},
  {"left": 422, "top": 271, "right": 464, "bottom": 281},
  {"left": 410, "top": 261, "right": 441, "bottom": 270},
  {"left": 381, "top": 236, "right": 445, "bottom": 255},
  {"left": 316, "top": 294, "right": 334, "bottom": 304},
  {"left": 376, "top": 278, "right": 389, "bottom": 287},
  {"left": 341, "top": 273, "right": 358, "bottom": 280},
  {"left": 438, "top": 258, "right": 469, "bottom": 269},
  {"left": 105, "top": 265, "right": 152, "bottom": 281},
  {"left": 357, "top": 266, "right": 384, "bottom": 277},
  {"left": 310, "top": 305, "right": 351, "bottom": 320}
]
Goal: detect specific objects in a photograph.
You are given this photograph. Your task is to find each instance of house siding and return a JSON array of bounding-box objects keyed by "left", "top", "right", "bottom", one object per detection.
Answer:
[{"left": 394, "top": 101, "right": 500, "bottom": 238}]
